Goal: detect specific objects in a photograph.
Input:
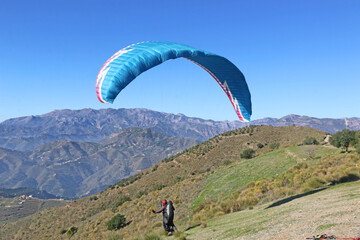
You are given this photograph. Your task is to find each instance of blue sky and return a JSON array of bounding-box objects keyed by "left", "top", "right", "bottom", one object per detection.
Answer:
[{"left": 0, "top": 0, "right": 359, "bottom": 122}]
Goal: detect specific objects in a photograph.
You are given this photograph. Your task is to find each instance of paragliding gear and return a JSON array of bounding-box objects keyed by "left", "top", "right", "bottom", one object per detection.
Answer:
[
  {"left": 306, "top": 234, "right": 360, "bottom": 240},
  {"left": 162, "top": 200, "right": 167, "bottom": 205},
  {"left": 96, "top": 41, "right": 252, "bottom": 122}
]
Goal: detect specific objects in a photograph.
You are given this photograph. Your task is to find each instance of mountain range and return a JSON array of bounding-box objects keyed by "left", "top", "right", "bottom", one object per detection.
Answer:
[
  {"left": 0, "top": 128, "right": 198, "bottom": 198},
  {"left": 1, "top": 108, "right": 359, "bottom": 151},
  {"left": 0, "top": 108, "right": 359, "bottom": 199}
]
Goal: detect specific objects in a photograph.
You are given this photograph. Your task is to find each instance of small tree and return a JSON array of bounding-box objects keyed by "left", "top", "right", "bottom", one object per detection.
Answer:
[
  {"left": 241, "top": 148, "right": 255, "bottom": 159},
  {"left": 66, "top": 226, "right": 78, "bottom": 238},
  {"left": 107, "top": 214, "right": 127, "bottom": 230},
  {"left": 330, "top": 129, "right": 356, "bottom": 152},
  {"left": 302, "top": 136, "right": 319, "bottom": 145}
]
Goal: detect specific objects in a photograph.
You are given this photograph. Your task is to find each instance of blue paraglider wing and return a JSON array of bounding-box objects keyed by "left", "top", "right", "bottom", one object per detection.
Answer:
[{"left": 96, "top": 41, "right": 251, "bottom": 122}]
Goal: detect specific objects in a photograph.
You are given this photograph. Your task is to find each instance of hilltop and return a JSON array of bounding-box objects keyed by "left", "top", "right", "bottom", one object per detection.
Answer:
[{"left": 4, "top": 125, "right": 358, "bottom": 240}]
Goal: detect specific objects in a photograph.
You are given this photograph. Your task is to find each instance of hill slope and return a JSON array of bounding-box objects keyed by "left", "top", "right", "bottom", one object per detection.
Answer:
[
  {"left": 1, "top": 126, "right": 341, "bottom": 240},
  {"left": 187, "top": 181, "right": 360, "bottom": 239}
]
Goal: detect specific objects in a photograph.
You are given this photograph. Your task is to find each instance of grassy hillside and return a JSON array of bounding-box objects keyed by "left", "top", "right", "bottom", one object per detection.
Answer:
[
  {"left": 1, "top": 126, "right": 359, "bottom": 240},
  {"left": 186, "top": 181, "right": 360, "bottom": 240}
]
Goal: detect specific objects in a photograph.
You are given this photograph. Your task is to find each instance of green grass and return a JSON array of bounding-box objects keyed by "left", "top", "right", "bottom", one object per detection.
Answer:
[
  {"left": 192, "top": 148, "right": 298, "bottom": 209},
  {"left": 316, "top": 223, "right": 337, "bottom": 230},
  {"left": 186, "top": 181, "right": 360, "bottom": 240},
  {"left": 287, "top": 145, "right": 339, "bottom": 162}
]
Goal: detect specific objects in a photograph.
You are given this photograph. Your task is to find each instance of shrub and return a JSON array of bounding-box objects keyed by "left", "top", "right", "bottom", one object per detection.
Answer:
[
  {"left": 66, "top": 226, "right": 78, "bottom": 238},
  {"left": 107, "top": 214, "right": 127, "bottom": 230},
  {"left": 330, "top": 129, "right": 356, "bottom": 152},
  {"left": 60, "top": 229, "right": 67, "bottom": 234},
  {"left": 153, "top": 183, "right": 166, "bottom": 191},
  {"left": 240, "top": 148, "right": 255, "bottom": 159},
  {"left": 175, "top": 176, "right": 184, "bottom": 183},
  {"left": 257, "top": 143, "right": 264, "bottom": 149},
  {"left": 305, "top": 177, "right": 325, "bottom": 189},
  {"left": 90, "top": 196, "right": 98, "bottom": 201},
  {"left": 269, "top": 142, "right": 280, "bottom": 150},
  {"left": 112, "top": 195, "right": 131, "bottom": 212},
  {"left": 303, "top": 136, "right": 319, "bottom": 145},
  {"left": 116, "top": 173, "right": 143, "bottom": 187},
  {"left": 136, "top": 190, "right": 148, "bottom": 198},
  {"left": 162, "top": 156, "right": 174, "bottom": 163},
  {"left": 223, "top": 160, "right": 232, "bottom": 165}
]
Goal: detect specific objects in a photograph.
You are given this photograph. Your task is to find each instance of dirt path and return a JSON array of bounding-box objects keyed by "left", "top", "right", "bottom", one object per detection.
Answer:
[{"left": 324, "top": 134, "right": 331, "bottom": 144}]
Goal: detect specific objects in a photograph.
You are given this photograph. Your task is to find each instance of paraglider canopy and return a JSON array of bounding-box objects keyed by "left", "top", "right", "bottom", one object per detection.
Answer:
[{"left": 96, "top": 41, "right": 252, "bottom": 122}]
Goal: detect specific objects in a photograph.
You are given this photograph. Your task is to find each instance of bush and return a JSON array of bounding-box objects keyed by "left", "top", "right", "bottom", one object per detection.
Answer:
[
  {"left": 153, "top": 183, "right": 166, "bottom": 191},
  {"left": 107, "top": 214, "right": 127, "bottom": 230},
  {"left": 223, "top": 160, "right": 232, "bottom": 165},
  {"left": 269, "top": 142, "right": 280, "bottom": 150},
  {"left": 66, "top": 226, "right": 78, "bottom": 238},
  {"left": 240, "top": 148, "right": 255, "bottom": 159},
  {"left": 330, "top": 129, "right": 356, "bottom": 152},
  {"left": 175, "top": 176, "right": 184, "bottom": 183},
  {"left": 112, "top": 195, "right": 131, "bottom": 212},
  {"left": 60, "top": 229, "right": 67, "bottom": 234},
  {"left": 257, "top": 143, "right": 264, "bottom": 149},
  {"left": 136, "top": 190, "right": 148, "bottom": 198},
  {"left": 305, "top": 177, "right": 325, "bottom": 189},
  {"left": 90, "top": 196, "right": 98, "bottom": 201},
  {"left": 303, "top": 136, "right": 319, "bottom": 145},
  {"left": 116, "top": 173, "right": 142, "bottom": 187}
]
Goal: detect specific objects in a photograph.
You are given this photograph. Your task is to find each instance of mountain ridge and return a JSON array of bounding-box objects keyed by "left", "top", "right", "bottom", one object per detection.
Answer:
[
  {"left": 0, "top": 128, "right": 199, "bottom": 198},
  {"left": 1, "top": 108, "right": 359, "bottom": 151},
  {"left": 0, "top": 108, "right": 244, "bottom": 151}
]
